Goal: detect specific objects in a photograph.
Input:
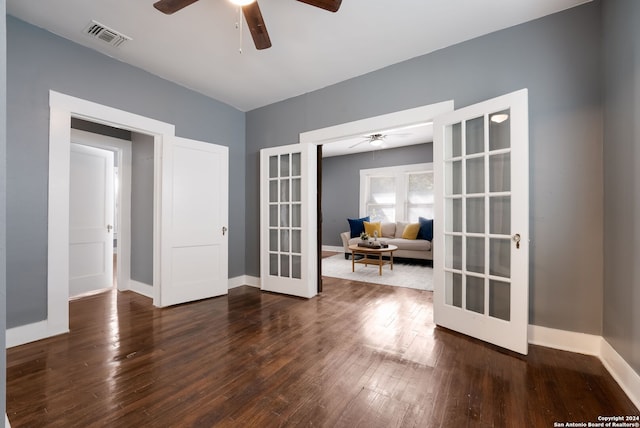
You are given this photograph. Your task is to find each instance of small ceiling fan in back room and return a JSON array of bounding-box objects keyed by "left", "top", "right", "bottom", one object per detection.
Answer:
[{"left": 153, "top": 0, "right": 342, "bottom": 50}]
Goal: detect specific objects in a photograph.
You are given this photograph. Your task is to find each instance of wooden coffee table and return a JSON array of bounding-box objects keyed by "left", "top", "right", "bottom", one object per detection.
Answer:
[{"left": 348, "top": 244, "right": 399, "bottom": 276}]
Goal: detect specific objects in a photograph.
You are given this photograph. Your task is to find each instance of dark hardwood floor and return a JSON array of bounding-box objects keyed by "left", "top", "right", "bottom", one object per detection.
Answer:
[{"left": 7, "top": 278, "right": 638, "bottom": 427}]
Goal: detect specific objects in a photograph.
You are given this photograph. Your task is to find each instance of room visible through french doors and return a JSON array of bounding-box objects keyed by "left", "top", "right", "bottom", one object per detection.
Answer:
[
  {"left": 260, "top": 144, "right": 318, "bottom": 298},
  {"left": 433, "top": 89, "right": 529, "bottom": 355}
]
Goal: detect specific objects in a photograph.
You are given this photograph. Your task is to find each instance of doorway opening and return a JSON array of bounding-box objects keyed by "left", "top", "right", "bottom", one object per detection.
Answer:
[
  {"left": 300, "top": 101, "right": 455, "bottom": 291},
  {"left": 68, "top": 122, "right": 158, "bottom": 302},
  {"left": 45, "top": 90, "right": 174, "bottom": 342}
]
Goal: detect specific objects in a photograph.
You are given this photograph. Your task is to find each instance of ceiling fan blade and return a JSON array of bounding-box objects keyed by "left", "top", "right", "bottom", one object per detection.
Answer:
[
  {"left": 153, "top": 0, "right": 200, "bottom": 15},
  {"left": 242, "top": 1, "right": 272, "bottom": 50},
  {"left": 349, "top": 139, "right": 368, "bottom": 149},
  {"left": 296, "top": 0, "right": 342, "bottom": 12}
]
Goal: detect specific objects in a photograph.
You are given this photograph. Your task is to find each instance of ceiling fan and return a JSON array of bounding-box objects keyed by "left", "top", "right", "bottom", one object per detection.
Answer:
[
  {"left": 153, "top": 0, "right": 342, "bottom": 50},
  {"left": 349, "top": 132, "right": 410, "bottom": 149}
]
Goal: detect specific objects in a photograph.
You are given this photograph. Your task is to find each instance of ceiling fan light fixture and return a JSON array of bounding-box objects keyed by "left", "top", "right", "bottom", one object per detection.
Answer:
[
  {"left": 229, "top": 0, "right": 256, "bottom": 5},
  {"left": 370, "top": 136, "right": 384, "bottom": 147}
]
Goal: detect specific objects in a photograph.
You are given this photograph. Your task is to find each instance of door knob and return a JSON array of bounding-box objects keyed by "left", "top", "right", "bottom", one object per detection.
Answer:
[{"left": 512, "top": 233, "right": 521, "bottom": 249}]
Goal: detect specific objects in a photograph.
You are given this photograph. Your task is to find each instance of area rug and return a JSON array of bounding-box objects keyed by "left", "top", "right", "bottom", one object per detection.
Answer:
[{"left": 322, "top": 254, "right": 433, "bottom": 291}]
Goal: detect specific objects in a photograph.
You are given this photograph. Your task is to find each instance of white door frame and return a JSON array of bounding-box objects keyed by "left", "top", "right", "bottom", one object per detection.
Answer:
[
  {"left": 70, "top": 129, "right": 132, "bottom": 295},
  {"left": 298, "top": 101, "right": 453, "bottom": 290},
  {"left": 299, "top": 102, "right": 454, "bottom": 147},
  {"left": 44, "top": 90, "right": 174, "bottom": 341}
]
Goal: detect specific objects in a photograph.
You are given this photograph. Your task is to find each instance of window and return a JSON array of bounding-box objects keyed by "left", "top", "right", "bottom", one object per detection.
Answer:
[{"left": 360, "top": 163, "right": 433, "bottom": 223}]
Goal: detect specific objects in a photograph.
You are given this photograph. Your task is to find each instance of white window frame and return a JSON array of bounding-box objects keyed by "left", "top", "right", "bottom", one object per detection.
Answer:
[{"left": 359, "top": 162, "right": 433, "bottom": 223}]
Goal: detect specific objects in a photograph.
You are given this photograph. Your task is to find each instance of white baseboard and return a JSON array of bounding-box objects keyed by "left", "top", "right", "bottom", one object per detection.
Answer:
[
  {"left": 528, "top": 324, "right": 601, "bottom": 356},
  {"left": 128, "top": 280, "right": 153, "bottom": 298},
  {"left": 600, "top": 339, "right": 640, "bottom": 411},
  {"left": 244, "top": 275, "right": 261, "bottom": 288},
  {"left": 229, "top": 275, "right": 261, "bottom": 289},
  {"left": 529, "top": 324, "right": 640, "bottom": 411},
  {"left": 322, "top": 245, "right": 344, "bottom": 253},
  {"left": 5, "top": 413, "right": 11, "bottom": 428},
  {"left": 6, "top": 320, "right": 68, "bottom": 348}
]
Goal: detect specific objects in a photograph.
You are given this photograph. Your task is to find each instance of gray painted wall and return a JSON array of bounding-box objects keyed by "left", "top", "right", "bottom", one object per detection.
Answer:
[
  {"left": 602, "top": 0, "right": 640, "bottom": 374},
  {"left": 247, "top": 2, "right": 604, "bottom": 334},
  {"left": 1, "top": 0, "right": 7, "bottom": 423},
  {"left": 322, "top": 143, "right": 432, "bottom": 246},
  {"left": 131, "top": 133, "right": 154, "bottom": 285},
  {"left": 6, "top": 16, "right": 246, "bottom": 328}
]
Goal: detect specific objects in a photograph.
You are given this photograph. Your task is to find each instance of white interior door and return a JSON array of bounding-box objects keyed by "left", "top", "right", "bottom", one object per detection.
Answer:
[
  {"left": 260, "top": 144, "right": 317, "bottom": 298},
  {"left": 433, "top": 89, "right": 529, "bottom": 355},
  {"left": 159, "top": 137, "right": 229, "bottom": 307},
  {"left": 69, "top": 143, "right": 114, "bottom": 297}
]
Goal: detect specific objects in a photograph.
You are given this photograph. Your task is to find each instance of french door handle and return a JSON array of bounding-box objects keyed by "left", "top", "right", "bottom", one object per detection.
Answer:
[
  {"left": 222, "top": 226, "right": 228, "bottom": 236},
  {"left": 107, "top": 224, "right": 113, "bottom": 233},
  {"left": 512, "top": 233, "right": 521, "bottom": 249}
]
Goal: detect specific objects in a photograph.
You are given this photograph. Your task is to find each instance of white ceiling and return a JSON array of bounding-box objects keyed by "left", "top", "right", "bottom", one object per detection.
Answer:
[
  {"left": 8, "top": 0, "right": 590, "bottom": 113},
  {"left": 321, "top": 122, "right": 434, "bottom": 157}
]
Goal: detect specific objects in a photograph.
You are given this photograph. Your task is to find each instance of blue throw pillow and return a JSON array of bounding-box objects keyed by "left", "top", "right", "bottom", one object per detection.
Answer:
[
  {"left": 418, "top": 217, "right": 433, "bottom": 241},
  {"left": 348, "top": 216, "right": 370, "bottom": 238}
]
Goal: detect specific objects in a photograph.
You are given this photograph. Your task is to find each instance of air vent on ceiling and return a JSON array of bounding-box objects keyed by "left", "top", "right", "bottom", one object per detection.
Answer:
[{"left": 83, "top": 20, "right": 131, "bottom": 48}]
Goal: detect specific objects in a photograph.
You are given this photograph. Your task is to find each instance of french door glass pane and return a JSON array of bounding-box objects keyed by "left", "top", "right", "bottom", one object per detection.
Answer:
[
  {"left": 280, "top": 154, "right": 289, "bottom": 177},
  {"left": 452, "top": 123, "right": 462, "bottom": 157},
  {"left": 291, "top": 178, "right": 301, "bottom": 202},
  {"left": 465, "top": 116, "right": 485, "bottom": 155},
  {"left": 445, "top": 198, "right": 462, "bottom": 233},
  {"left": 269, "top": 205, "right": 278, "bottom": 227},
  {"left": 466, "top": 276, "right": 485, "bottom": 314},
  {"left": 269, "top": 254, "right": 278, "bottom": 276},
  {"left": 489, "top": 109, "right": 511, "bottom": 151},
  {"left": 279, "top": 205, "right": 289, "bottom": 227},
  {"left": 489, "top": 196, "right": 510, "bottom": 235},
  {"left": 280, "top": 179, "right": 289, "bottom": 202},
  {"left": 269, "top": 181, "right": 278, "bottom": 203},
  {"left": 269, "top": 229, "right": 278, "bottom": 252},
  {"left": 280, "top": 230, "right": 289, "bottom": 252},
  {"left": 291, "top": 204, "right": 301, "bottom": 228},
  {"left": 466, "top": 157, "right": 484, "bottom": 194},
  {"left": 281, "top": 254, "right": 289, "bottom": 277},
  {"left": 445, "top": 160, "right": 462, "bottom": 195},
  {"left": 490, "top": 153, "right": 510, "bottom": 192},
  {"left": 466, "top": 197, "right": 484, "bottom": 233},
  {"left": 291, "top": 153, "right": 301, "bottom": 176},
  {"left": 490, "top": 238, "right": 511, "bottom": 277},
  {"left": 269, "top": 155, "right": 278, "bottom": 178},
  {"left": 466, "top": 237, "right": 484, "bottom": 273},
  {"left": 445, "top": 271, "right": 462, "bottom": 308},
  {"left": 291, "top": 230, "right": 301, "bottom": 254},
  {"left": 445, "top": 235, "right": 462, "bottom": 270},
  {"left": 292, "top": 255, "right": 302, "bottom": 279},
  {"left": 489, "top": 280, "right": 510, "bottom": 321}
]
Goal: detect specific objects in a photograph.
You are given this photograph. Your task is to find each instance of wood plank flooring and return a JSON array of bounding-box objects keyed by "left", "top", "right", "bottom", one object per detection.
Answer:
[{"left": 7, "top": 278, "right": 639, "bottom": 427}]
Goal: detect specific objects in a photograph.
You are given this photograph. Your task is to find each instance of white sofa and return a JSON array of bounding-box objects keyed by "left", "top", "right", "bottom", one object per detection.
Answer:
[{"left": 340, "top": 221, "right": 432, "bottom": 262}]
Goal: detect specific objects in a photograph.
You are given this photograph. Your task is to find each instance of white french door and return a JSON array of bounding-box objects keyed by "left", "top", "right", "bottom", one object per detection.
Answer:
[
  {"left": 69, "top": 143, "right": 114, "bottom": 297},
  {"left": 433, "top": 89, "right": 529, "bottom": 355},
  {"left": 260, "top": 144, "right": 317, "bottom": 298},
  {"left": 159, "top": 137, "right": 229, "bottom": 306}
]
